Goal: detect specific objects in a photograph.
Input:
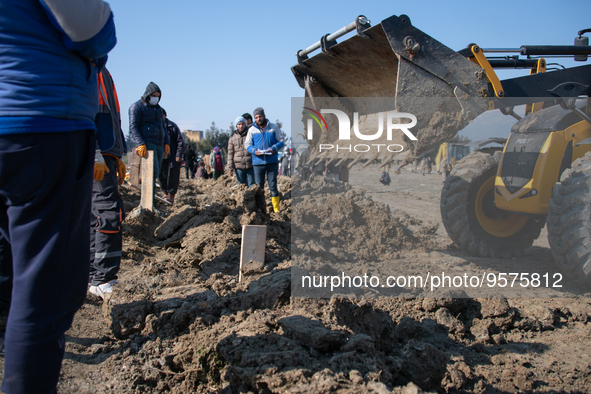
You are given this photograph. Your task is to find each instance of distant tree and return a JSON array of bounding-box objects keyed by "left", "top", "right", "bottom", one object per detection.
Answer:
[
  {"left": 449, "top": 134, "right": 471, "bottom": 144},
  {"left": 125, "top": 133, "right": 136, "bottom": 151},
  {"left": 275, "top": 119, "right": 283, "bottom": 130},
  {"left": 194, "top": 121, "right": 231, "bottom": 155},
  {"left": 228, "top": 122, "right": 236, "bottom": 135}
]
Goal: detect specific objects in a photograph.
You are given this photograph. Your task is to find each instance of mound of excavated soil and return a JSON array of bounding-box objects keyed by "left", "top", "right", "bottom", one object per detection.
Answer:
[
  {"left": 44, "top": 174, "right": 591, "bottom": 394},
  {"left": 292, "top": 176, "right": 420, "bottom": 263}
]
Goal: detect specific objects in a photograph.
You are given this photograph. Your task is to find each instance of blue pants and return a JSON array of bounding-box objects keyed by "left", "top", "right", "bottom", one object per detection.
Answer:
[
  {"left": 253, "top": 163, "right": 279, "bottom": 197},
  {"left": 90, "top": 155, "right": 125, "bottom": 287},
  {"left": 0, "top": 233, "right": 12, "bottom": 313},
  {"left": 0, "top": 130, "right": 94, "bottom": 394},
  {"left": 236, "top": 168, "right": 255, "bottom": 187}
]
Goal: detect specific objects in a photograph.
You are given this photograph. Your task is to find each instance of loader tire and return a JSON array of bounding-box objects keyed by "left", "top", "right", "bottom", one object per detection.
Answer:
[
  {"left": 440, "top": 152, "right": 545, "bottom": 258},
  {"left": 547, "top": 152, "right": 591, "bottom": 289}
]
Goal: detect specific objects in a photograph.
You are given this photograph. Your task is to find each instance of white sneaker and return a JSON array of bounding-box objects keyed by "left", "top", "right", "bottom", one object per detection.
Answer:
[{"left": 88, "top": 280, "right": 118, "bottom": 300}]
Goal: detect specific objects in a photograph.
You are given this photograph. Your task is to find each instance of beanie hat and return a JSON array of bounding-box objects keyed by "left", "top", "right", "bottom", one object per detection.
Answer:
[
  {"left": 234, "top": 116, "right": 246, "bottom": 128},
  {"left": 253, "top": 107, "right": 265, "bottom": 118}
]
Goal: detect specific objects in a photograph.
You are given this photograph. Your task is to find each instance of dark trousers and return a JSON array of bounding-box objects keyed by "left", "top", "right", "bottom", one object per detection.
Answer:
[
  {"left": 0, "top": 130, "right": 94, "bottom": 394},
  {"left": 90, "top": 155, "right": 125, "bottom": 287},
  {"left": 185, "top": 164, "right": 195, "bottom": 179},
  {"left": 0, "top": 232, "right": 12, "bottom": 314},
  {"left": 253, "top": 163, "right": 279, "bottom": 197},
  {"left": 300, "top": 167, "right": 311, "bottom": 181},
  {"left": 159, "top": 160, "right": 181, "bottom": 195},
  {"left": 235, "top": 168, "right": 255, "bottom": 187},
  {"left": 212, "top": 170, "right": 223, "bottom": 180}
]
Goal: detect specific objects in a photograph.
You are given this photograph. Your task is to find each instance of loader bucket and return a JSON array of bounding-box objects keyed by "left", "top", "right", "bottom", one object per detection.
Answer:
[{"left": 292, "top": 14, "right": 490, "bottom": 164}]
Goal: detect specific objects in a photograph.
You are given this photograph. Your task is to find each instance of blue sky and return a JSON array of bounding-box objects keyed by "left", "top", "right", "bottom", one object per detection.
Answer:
[{"left": 105, "top": 0, "right": 591, "bottom": 140}]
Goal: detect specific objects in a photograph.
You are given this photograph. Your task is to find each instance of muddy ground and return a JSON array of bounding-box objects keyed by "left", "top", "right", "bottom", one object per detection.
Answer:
[{"left": 1, "top": 166, "right": 591, "bottom": 393}]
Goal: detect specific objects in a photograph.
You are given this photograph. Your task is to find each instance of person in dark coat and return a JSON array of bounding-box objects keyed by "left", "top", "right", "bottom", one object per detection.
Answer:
[
  {"left": 158, "top": 109, "right": 185, "bottom": 204},
  {"left": 227, "top": 116, "right": 254, "bottom": 186},
  {"left": 298, "top": 148, "right": 312, "bottom": 181},
  {"left": 183, "top": 145, "right": 196, "bottom": 179},
  {"left": 326, "top": 160, "right": 341, "bottom": 181},
  {"left": 379, "top": 170, "right": 391, "bottom": 186},
  {"left": 242, "top": 112, "right": 253, "bottom": 128},
  {"left": 312, "top": 159, "right": 326, "bottom": 177},
  {"left": 128, "top": 82, "right": 170, "bottom": 189}
]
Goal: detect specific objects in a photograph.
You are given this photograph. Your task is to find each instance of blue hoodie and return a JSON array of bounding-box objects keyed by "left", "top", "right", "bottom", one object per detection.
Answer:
[
  {"left": 244, "top": 120, "right": 285, "bottom": 165},
  {"left": 0, "top": 0, "right": 117, "bottom": 135}
]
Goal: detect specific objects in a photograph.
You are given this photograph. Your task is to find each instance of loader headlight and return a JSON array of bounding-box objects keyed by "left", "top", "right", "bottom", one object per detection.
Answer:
[{"left": 519, "top": 189, "right": 538, "bottom": 199}]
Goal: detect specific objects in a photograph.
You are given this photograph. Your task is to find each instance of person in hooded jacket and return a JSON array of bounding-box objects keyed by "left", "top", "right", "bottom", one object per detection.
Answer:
[
  {"left": 209, "top": 146, "right": 225, "bottom": 180},
  {"left": 128, "top": 82, "right": 170, "bottom": 186},
  {"left": 227, "top": 116, "right": 254, "bottom": 186},
  {"left": 245, "top": 107, "right": 285, "bottom": 212},
  {"left": 158, "top": 109, "right": 184, "bottom": 204}
]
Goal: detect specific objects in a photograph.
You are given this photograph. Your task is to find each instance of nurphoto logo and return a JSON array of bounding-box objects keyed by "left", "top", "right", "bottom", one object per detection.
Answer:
[{"left": 303, "top": 107, "right": 418, "bottom": 153}]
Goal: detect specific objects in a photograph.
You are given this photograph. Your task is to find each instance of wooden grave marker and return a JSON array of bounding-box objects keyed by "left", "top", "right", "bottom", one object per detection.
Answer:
[
  {"left": 140, "top": 150, "right": 154, "bottom": 211},
  {"left": 239, "top": 225, "right": 267, "bottom": 282},
  {"left": 128, "top": 149, "right": 141, "bottom": 186}
]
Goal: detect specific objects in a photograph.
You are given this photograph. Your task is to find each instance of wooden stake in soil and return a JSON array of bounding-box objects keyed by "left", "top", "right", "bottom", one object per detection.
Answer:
[
  {"left": 140, "top": 150, "right": 154, "bottom": 211},
  {"left": 239, "top": 225, "right": 267, "bottom": 282},
  {"left": 128, "top": 149, "right": 141, "bottom": 186}
]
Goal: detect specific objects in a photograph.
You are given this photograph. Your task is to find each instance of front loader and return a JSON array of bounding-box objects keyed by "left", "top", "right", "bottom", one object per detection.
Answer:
[{"left": 292, "top": 15, "right": 591, "bottom": 288}]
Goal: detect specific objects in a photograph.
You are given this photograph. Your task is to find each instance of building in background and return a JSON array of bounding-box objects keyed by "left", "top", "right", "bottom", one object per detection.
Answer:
[{"left": 183, "top": 129, "right": 203, "bottom": 144}]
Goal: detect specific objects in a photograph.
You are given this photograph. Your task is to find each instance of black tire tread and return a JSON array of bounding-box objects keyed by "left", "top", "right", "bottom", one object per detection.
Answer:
[
  {"left": 441, "top": 152, "right": 544, "bottom": 259},
  {"left": 547, "top": 152, "right": 591, "bottom": 288}
]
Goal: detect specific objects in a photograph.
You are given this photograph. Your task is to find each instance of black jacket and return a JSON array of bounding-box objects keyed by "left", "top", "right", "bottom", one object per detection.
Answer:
[
  {"left": 183, "top": 148, "right": 196, "bottom": 166},
  {"left": 163, "top": 119, "right": 184, "bottom": 168}
]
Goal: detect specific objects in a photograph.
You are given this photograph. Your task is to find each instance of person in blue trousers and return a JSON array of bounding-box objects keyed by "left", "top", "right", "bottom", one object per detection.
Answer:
[
  {"left": 0, "top": 0, "right": 117, "bottom": 392},
  {"left": 244, "top": 107, "right": 285, "bottom": 212}
]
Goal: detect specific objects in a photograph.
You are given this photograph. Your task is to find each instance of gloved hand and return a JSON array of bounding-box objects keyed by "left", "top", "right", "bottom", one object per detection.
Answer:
[
  {"left": 137, "top": 144, "right": 147, "bottom": 157},
  {"left": 164, "top": 144, "right": 170, "bottom": 157},
  {"left": 115, "top": 157, "right": 127, "bottom": 185},
  {"left": 94, "top": 150, "right": 109, "bottom": 181}
]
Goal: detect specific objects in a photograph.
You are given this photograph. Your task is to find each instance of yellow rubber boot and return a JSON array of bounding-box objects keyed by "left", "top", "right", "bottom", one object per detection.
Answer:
[{"left": 271, "top": 196, "right": 280, "bottom": 212}]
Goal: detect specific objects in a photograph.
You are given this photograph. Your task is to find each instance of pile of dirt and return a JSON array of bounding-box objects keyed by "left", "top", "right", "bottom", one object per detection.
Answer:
[
  {"left": 48, "top": 173, "right": 591, "bottom": 394},
  {"left": 292, "top": 175, "right": 421, "bottom": 262}
]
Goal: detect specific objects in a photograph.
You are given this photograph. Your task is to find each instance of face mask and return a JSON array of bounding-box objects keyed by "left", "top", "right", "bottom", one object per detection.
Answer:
[{"left": 149, "top": 96, "right": 159, "bottom": 106}]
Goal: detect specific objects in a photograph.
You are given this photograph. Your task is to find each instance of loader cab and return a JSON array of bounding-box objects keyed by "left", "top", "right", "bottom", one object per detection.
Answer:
[{"left": 494, "top": 100, "right": 591, "bottom": 216}]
